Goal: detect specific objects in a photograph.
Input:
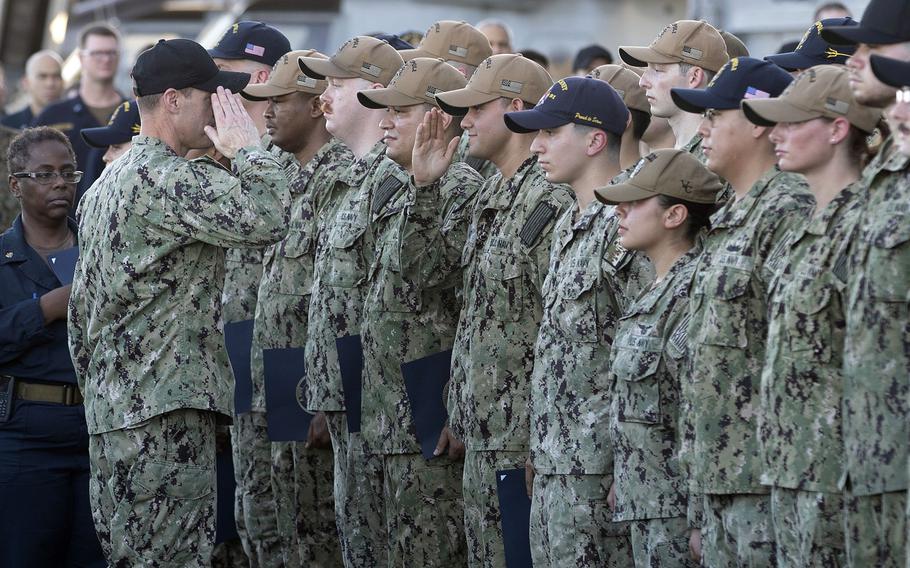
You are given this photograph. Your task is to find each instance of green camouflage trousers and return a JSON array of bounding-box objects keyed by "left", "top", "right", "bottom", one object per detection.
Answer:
[
  {"left": 88, "top": 409, "right": 216, "bottom": 568},
  {"left": 629, "top": 516, "right": 696, "bottom": 568},
  {"left": 844, "top": 489, "right": 906, "bottom": 568},
  {"left": 463, "top": 449, "right": 528, "bottom": 568},
  {"left": 382, "top": 452, "right": 467, "bottom": 567},
  {"left": 230, "top": 411, "right": 281, "bottom": 568},
  {"left": 702, "top": 493, "right": 775, "bottom": 567},
  {"left": 271, "top": 440, "right": 341, "bottom": 567},
  {"left": 325, "top": 411, "right": 387, "bottom": 568},
  {"left": 530, "top": 473, "right": 633, "bottom": 567},
  {"left": 770, "top": 487, "right": 845, "bottom": 568}
]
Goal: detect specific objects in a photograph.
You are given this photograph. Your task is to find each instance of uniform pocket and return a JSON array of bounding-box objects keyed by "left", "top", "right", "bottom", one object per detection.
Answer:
[
  {"left": 866, "top": 216, "right": 910, "bottom": 302},
  {"left": 613, "top": 343, "right": 662, "bottom": 425},
  {"left": 785, "top": 282, "right": 835, "bottom": 362},
  {"left": 479, "top": 251, "right": 524, "bottom": 322},
  {"left": 277, "top": 229, "right": 314, "bottom": 296},
  {"left": 553, "top": 266, "right": 600, "bottom": 342},
  {"left": 696, "top": 266, "right": 751, "bottom": 348},
  {"left": 324, "top": 221, "right": 368, "bottom": 288}
]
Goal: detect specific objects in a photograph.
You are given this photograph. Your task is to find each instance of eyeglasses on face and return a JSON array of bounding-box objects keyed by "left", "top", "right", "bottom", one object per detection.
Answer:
[
  {"left": 12, "top": 171, "right": 83, "bottom": 184},
  {"left": 83, "top": 49, "right": 119, "bottom": 60}
]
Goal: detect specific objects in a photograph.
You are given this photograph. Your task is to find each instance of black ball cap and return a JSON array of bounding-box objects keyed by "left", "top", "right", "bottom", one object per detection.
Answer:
[
  {"left": 820, "top": 0, "right": 910, "bottom": 45},
  {"left": 131, "top": 39, "right": 251, "bottom": 97}
]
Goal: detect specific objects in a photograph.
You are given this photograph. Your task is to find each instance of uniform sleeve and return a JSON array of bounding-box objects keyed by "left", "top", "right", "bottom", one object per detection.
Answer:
[
  {"left": 163, "top": 145, "right": 291, "bottom": 248},
  {"left": 528, "top": 190, "right": 574, "bottom": 296},
  {"left": 758, "top": 198, "right": 812, "bottom": 293},
  {"left": 0, "top": 298, "right": 53, "bottom": 364},
  {"left": 67, "top": 260, "right": 88, "bottom": 379}
]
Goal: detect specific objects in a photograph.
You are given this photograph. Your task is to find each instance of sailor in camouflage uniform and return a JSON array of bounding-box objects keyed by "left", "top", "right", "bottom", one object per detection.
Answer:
[
  {"left": 433, "top": 55, "right": 574, "bottom": 567},
  {"left": 669, "top": 57, "right": 814, "bottom": 565},
  {"left": 68, "top": 40, "right": 290, "bottom": 567},
  {"left": 597, "top": 149, "right": 723, "bottom": 568},
  {"left": 298, "top": 37, "right": 404, "bottom": 568},
  {"left": 822, "top": 9, "right": 910, "bottom": 563},
  {"left": 356, "top": 56, "right": 484, "bottom": 566},
  {"left": 240, "top": 49, "right": 348, "bottom": 568},
  {"left": 503, "top": 77, "right": 650, "bottom": 567},
  {"left": 741, "top": 65, "right": 882, "bottom": 567}
]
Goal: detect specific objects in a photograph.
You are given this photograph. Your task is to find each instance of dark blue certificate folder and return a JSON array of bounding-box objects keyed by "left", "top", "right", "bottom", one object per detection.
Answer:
[
  {"left": 496, "top": 468, "right": 533, "bottom": 568},
  {"left": 335, "top": 334, "right": 363, "bottom": 433},
  {"left": 402, "top": 349, "right": 452, "bottom": 460},
  {"left": 47, "top": 246, "right": 78, "bottom": 285},
  {"left": 263, "top": 347, "right": 312, "bottom": 441},
  {"left": 224, "top": 319, "right": 254, "bottom": 415}
]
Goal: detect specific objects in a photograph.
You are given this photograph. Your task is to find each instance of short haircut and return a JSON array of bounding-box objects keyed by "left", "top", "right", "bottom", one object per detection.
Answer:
[
  {"left": 79, "top": 23, "right": 121, "bottom": 48},
  {"left": 136, "top": 87, "right": 193, "bottom": 112},
  {"left": 519, "top": 49, "right": 549, "bottom": 69},
  {"left": 677, "top": 62, "right": 716, "bottom": 88},
  {"left": 575, "top": 123, "right": 622, "bottom": 161},
  {"left": 814, "top": 2, "right": 851, "bottom": 20},
  {"left": 7, "top": 127, "right": 76, "bottom": 174},
  {"left": 629, "top": 108, "right": 651, "bottom": 141},
  {"left": 25, "top": 50, "right": 64, "bottom": 76},
  {"left": 476, "top": 19, "right": 514, "bottom": 44}
]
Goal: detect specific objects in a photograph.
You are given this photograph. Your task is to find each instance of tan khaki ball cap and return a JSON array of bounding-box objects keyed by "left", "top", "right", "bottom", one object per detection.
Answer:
[
  {"left": 595, "top": 148, "right": 724, "bottom": 205},
  {"left": 742, "top": 64, "right": 882, "bottom": 133},
  {"left": 589, "top": 64, "right": 650, "bottom": 113},
  {"left": 298, "top": 35, "right": 404, "bottom": 87},
  {"left": 434, "top": 54, "right": 553, "bottom": 116},
  {"left": 400, "top": 20, "right": 493, "bottom": 68},
  {"left": 358, "top": 57, "right": 469, "bottom": 109},
  {"left": 720, "top": 30, "right": 750, "bottom": 59},
  {"left": 242, "top": 49, "right": 328, "bottom": 100},
  {"left": 619, "top": 20, "right": 729, "bottom": 73}
]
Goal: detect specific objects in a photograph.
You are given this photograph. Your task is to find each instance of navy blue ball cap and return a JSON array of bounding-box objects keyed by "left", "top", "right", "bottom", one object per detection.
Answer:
[
  {"left": 132, "top": 39, "right": 250, "bottom": 97},
  {"left": 670, "top": 57, "right": 793, "bottom": 114},
  {"left": 820, "top": 0, "right": 910, "bottom": 45},
  {"left": 81, "top": 99, "right": 141, "bottom": 148},
  {"left": 504, "top": 76, "right": 629, "bottom": 135},
  {"left": 208, "top": 21, "right": 291, "bottom": 66},
  {"left": 765, "top": 18, "right": 858, "bottom": 71},
  {"left": 870, "top": 54, "right": 910, "bottom": 87}
]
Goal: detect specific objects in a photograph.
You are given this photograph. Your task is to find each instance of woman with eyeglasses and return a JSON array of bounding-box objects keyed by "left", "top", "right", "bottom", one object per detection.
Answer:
[{"left": 0, "top": 127, "right": 104, "bottom": 567}]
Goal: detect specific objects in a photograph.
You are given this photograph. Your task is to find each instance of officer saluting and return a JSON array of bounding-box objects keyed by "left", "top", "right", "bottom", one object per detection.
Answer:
[{"left": 68, "top": 38, "right": 290, "bottom": 567}]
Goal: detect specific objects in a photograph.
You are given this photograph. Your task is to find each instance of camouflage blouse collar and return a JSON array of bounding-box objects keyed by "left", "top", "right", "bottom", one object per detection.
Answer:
[
  {"left": 484, "top": 154, "right": 539, "bottom": 211},
  {"left": 625, "top": 244, "right": 701, "bottom": 317},
  {"left": 572, "top": 199, "right": 607, "bottom": 231},
  {"left": 799, "top": 180, "right": 863, "bottom": 239},
  {"left": 710, "top": 166, "right": 784, "bottom": 229},
  {"left": 339, "top": 140, "right": 386, "bottom": 187},
  {"left": 132, "top": 135, "right": 178, "bottom": 157}
]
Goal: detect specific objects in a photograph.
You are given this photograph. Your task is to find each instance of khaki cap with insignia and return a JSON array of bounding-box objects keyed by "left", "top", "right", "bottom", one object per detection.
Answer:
[
  {"left": 589, "top": 64, "right": 650, "bottom": 113},
  {"left": 434, "top": 54, "right": 553, "bottom": 116},
  {"left": 595, "top": 148, "right": 723, "bottom": 205},
  {"left": 400, "top": 20, "right": 493, "bottom": 68},
  {"left": 298, "top": 36, "right": 404, "bottom": 87},
  {"left": 357, "top": 57, "right": 468, "bottom": 109},
  {"left": 742, "top": 64, "right": 881, "bottom": 133},
  {"left": 619, "top": 20, "right": 729, "bottom": 73},
  {"left": 242, "top": 49, "right": 328, "bottom": 100}
]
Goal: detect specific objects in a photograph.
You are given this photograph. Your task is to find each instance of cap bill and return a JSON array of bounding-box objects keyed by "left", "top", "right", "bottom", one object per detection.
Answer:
[
  {"left": 670, "top": 87, "right": 736, "bottom": 113},
  {"left": 434, "top": 87, "right": 498, "bottom": 116},
  {"left": 741, "top": 98, "right": 817, "bottom": 127},
  {"left": 503, "top": 108, "right": 570, "bottom": 133},
  {"left": 764, "top": 52, "right": 816, "bottom": 72},
  {"left": 618, "top": 46, "right": 681, "bottom": 67},
  {"left": 242, "top": 83, "right": 297, "bottom": 100},
  {"left": 399, "top": 48, "right": 433, "bottom": 62},
  {"left": 820, "top": 25, "right": 902, "bottom": 46},
  {"left": 870, "top": 54, "right": 910, "bottom": 88},
  {"left": 357, "top": 88, "right": 425, "bottom": 109},
  {"left": 298, "top": 56, "right": 357, "bottom": 80},
  {"left": 195, "top": 69, "right": 251, "bottom": 94},
  {"left": 207, "top": 47, "right": 246, "bottom": 61},
  {"left": 81, "top": 126, "right": 132, "bottom": 148},
  {"left": 594, "top": 181, "right": 656, "bottom": 205}
]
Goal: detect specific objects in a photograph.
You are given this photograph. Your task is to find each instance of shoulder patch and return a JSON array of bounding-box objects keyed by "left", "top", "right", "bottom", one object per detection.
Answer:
[
  {"left": 604, "top": 238, "right": 630, "bottom": 268},
  {"left": 832, "top": 246, "right": 849, "bottom": 285},
  {"left": 519, "top": 202, "right": 556, "bottom": 248},
  {"left": 669, "top": 312, "right": 691, "bottom": 354},
  {"left": 371, "top": 175, "right": 405, "bottom": 214}
]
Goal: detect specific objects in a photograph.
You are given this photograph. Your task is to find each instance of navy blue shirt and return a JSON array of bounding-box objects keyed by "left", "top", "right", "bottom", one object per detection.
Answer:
[
  {"left": 0, "top": 216, "right": 78, "bottom": 384},
  {"left": 0, "top": 107, "right": 34, "bottom": 130}
]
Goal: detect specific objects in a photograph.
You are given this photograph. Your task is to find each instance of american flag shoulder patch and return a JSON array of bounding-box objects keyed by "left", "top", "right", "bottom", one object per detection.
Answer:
[
  {"left": 519, "top": 202, "right": 556, "bottom": 247},
  {"left": 670, "top": 312, "right": 691, "bottom": 353},
  {"left": 372, "top": 175, "right": 405, "bottom": 214}
]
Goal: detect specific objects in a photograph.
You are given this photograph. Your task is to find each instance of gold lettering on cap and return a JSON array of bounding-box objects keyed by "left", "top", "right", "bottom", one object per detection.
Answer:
[
  {"left": 575, "top": 112, "right": 603, "bottom": 125},
  {"left": 557, "top": 79, "right": 569, "bottom": 91}
]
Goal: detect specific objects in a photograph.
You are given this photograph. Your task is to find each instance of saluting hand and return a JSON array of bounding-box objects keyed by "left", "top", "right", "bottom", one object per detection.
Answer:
[
  {"left": 412, "top": 107, "right": 459, "bottom": 187},
  {"left": 204, "top": 87, "right": 260, "bottom": 159}
]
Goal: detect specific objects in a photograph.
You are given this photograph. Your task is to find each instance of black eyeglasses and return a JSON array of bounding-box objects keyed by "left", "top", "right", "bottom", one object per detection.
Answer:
[{"left": 12, "top": 171, "right": 83, "bottom": 185}]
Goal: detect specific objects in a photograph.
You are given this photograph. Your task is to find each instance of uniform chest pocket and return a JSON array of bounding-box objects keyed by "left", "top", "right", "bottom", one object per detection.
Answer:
[
  {"left": 612, "top": 341, "right": 662, "bottom": 425},
  {"left": 324, "top": 220, "right": 368, "bottom": 288},
  {"left": 552, "top": 267, "right": 600, "bottom": 342},
  {"left": 866, "top": 216, "right": 910, "bottom": 303},
  {"left": 695, "top": 265, "right": 752, "bottom": 348},
  {"left": 479, "top": 251, "right": 524, "bottom": 322},
  {"left": 277, "top": 230, "right": 314, "bottom": 296},
  {"left": 785, "top": 281, "right": 836, "bottom": 362}
]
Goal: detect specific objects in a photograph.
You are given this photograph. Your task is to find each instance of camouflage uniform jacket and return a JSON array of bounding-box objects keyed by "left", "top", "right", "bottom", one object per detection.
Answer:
[
  {"left": 250, "top": 138, "right": 352, "bottom": 412},
  {"left": 304, "top": 141, "right": 390, "bottom": 412},
  {"left": 843, "top": 139, "right": 910, "bottom": 496},
  {"left": 530, "top": 201, "right": 653, "bottom": 475},
  {"left": 761, "top": 182, "right": 862, "bottom": 493},
  {"left": 68, "top": 136, "right": 290, "bottom": 434},
  {"left": 447, "top": 156, "right": 574, "bottom": 451},
  {"left": 0, "top": 125, "right": 18, "bottom": 231},
  {"left": 687, "top": 167, "right": 812, "bottom": 494},
  {"left": 360, "top": 161, "right": 484, "bottom": 454},
  {"left": 610, "top": 246, "right": 699, "bottom": 521}
]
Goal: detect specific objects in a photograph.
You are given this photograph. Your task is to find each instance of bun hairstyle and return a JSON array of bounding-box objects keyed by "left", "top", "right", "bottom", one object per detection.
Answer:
[{"left": 656, "top": 194, "right": 718, "bottom": 240}]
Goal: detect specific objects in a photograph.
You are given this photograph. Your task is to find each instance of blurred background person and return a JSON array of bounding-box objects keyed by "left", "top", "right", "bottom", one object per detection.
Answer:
[
  {"left": 572, "top": 43, "right": 613, "bottom": 75},
  {"left": 80, "top": 99, "right": 140, "bottom": 166},
  {"left": 2, "top": 51, "right": 64, "bottom": 130},
  {"left": 476, "top": 19, "right": 514, "bottom": 55}
]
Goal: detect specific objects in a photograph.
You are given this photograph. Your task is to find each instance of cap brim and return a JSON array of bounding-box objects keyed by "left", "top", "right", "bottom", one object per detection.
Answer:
[
  {"left": 298, "top": 56, "right": 358, "bottom": 80},
  {"left": 241, "top": 83, "right": 297, "bottom": 101},
  {"left": 434, "top": 87, "right": 498, "bottom": 116},
  {"left": 194, "top": 69, "right": 251, "bottom": 94},
  {"left": 503, "top": 109, "right": 570, "bottom": 133},
  {"left": 207, "top": 48, "right": 246, "bottom": 61},
  {"left": 81, "top": 126, "right": 133, "bottom": 148},
  {"left": 763, "top": 52, "right": 816, "bottom": 72},
  {"left": 399, "top": 48, "right": 434, "bottom": 62},
  {"left": 594, "top": 181, "right": 656, "bottom": 205},
  {"left": 618, "top": 46, "right": 680, "bottom": 68},
  {"left": 670, "top": 87, "right": 737, "bottom": 113},
  {"left": 741, "top": 98, "right": 817, "bottom": 127},
  {"left": 357, "top": 88, "right": 424, "bottom": 109},
  {"left": 870, "top": 54, "right": 910, "bottom": 88},
  {"left": 820, "top": 25, "right": 904, "bottom": 46}
]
